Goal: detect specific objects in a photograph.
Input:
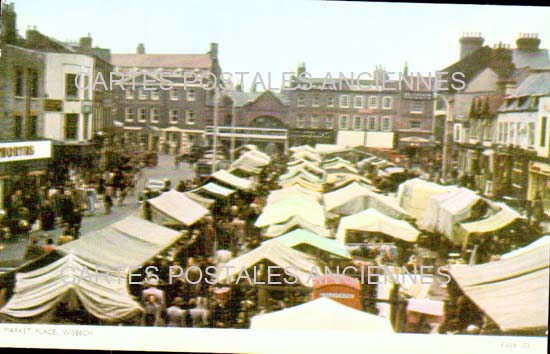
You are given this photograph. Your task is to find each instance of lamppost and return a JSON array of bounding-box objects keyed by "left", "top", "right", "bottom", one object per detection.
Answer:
[
  {"left": 211, "top": 88, "right": 220, "bottom": 174},
  {"left": 439, "top": 94, "right": 454, "bottom": 183}
]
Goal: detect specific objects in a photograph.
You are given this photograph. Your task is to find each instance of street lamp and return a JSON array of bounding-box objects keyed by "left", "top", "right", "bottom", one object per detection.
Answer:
[
  {"left": 436, "top": 93, "right": 454, "bottom": 183},
  {"left": 211, "top": 88, "right": 220, "bottom": 174}
]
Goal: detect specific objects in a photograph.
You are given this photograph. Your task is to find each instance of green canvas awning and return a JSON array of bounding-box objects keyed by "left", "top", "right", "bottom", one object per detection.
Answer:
[{"left": 265, "top": 229, "right": 350, "bottom": 259}]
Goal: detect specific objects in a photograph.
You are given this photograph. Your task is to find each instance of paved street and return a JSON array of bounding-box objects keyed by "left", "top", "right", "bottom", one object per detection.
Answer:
[{"left": 0, "top": 154, "right": 195, "bottom": 268}]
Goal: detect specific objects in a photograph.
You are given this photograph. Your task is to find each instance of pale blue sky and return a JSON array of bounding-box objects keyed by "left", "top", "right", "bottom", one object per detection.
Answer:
[{"left": 11, "top": 0, "right": 550, "bottom": 89}]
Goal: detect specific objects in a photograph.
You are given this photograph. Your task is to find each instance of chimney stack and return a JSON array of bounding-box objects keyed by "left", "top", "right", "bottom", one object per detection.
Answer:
[
  {"left": 516, "top": 33, "right": 540, "bottom": 50},
  {"left": 136, "top": 43, "right": 145, "bottom": 54},
  {"left": 1, "top": 2, "right": 17, "bottom": 45},
  {"left": 79, "top": 33, "right": 92, "bottom": 50},
  {"left": 459, "top": 32, "right": 484, "bottom": 60},
  {"left": 209, "top": 42, "right": 218, "bottom": 60}
]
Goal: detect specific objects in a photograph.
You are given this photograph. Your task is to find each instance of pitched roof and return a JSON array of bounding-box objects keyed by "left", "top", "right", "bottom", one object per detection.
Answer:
[
  {"left": 110, "top": 53, "right": 211, "bottom": 68},
  {"left": 512, "top": 49, "right": 550, "bottom": 70},
  {"left": 510, "top": 71, "right": 550, "bottom": 96}
]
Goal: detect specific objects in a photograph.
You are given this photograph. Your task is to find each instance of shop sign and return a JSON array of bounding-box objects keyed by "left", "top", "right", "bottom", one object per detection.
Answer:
[
  {"left": 0, "top": 140, "right": 52, "bottom": 163},
  {"left": 44, "top": 99, "right": 63, "bottom": 112}
]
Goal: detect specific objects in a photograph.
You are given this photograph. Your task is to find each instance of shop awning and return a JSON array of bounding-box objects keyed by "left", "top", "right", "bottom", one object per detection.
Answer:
[
  {"left": 336, "top": 209, "right": 419, "bottom": 243},
  {"left": 250, "top": 297, "right": 393, "bottom": 332},
  {"left": 0, "top": 254, "right": 142, "bottom": 323},
  {"left": 211, "top": 169, "right": 253, "bottom": 190},
  {"left": 147, "top": 190, "right": 209, "bottom": 226},
  {"left": 530, "top": 161, "right": 550, "bottom": 176},
  {"left": 449, "top": 237, "right": 549, "bottom": 332},
  {"left": 265, "top": 229, "right": 350, "bottom": 259},
  {"left": 215, "top": 241, "right": 323, "bottom": 287}
]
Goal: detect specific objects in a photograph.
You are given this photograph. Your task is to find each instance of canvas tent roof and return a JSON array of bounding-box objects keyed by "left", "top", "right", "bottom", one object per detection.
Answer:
[
  {"left": 457, "top": 203, "right": 522, "bottom": 243},
  {"left": 287, "top": 157, "right": 320, "bottom": 167},
  {"left": 278, "top": 178, "right": 324, "bottom": 192},
  {"left": 279, "top": 168, "right": 324, "bottom": 184},
  {"left": 147, "top": 190, "right": 209, "bottom": 226},
  {"left": 322, "top": 161, "right": 359, "bottom": 174},
  {"left": 418, "top": 188, "right": 484, "bottom": 242},
  {"left": 229, "top": 156, "right": 263, "bottom": 175},
  {"left": 336, "top": 209, "right": 419, "bottom": 243},
  {"left": 184, "top": 191, "right": 215, "bottom": 208},
  {"left": 57, "top": 216, "right": 183, "bottom": 268},
  {"left": 325, "top": 173, "right": 370, "bottom": 189},
  {"left": 357, "top": 156, "right": 378, "bottom": 169},
  {"left": 324, "top": 182, "right": 408, "bottom": 219},
  {"left": 193, "top": 182, "right": 235, "bottom": 198},
  {"left": 449, "top": 237, "right": 549, "bottom": 332},
  {"left": 0, "top": 254, "right": 142, "bottom": 323},
  {"left": 501, "top": 235, "right": 550, "bottom": 259},
  {"left": 242, "top": 149, "right": 270, "bottom": 162},
  {"left": 255, "top": 195, "right": 326, "bottom": 228},
  {"left": 397, "top": 178, "right": 458, "bottom": 220},
  {"left": 250, "top": 297, "right": 393, "bottom": 332},
  {"left": 314, "top": 144, "right": 351, "bottom": 155},
  {"left": 322, "top": 156, "right": 351, "bottom": 165},
  {"left": 211, "top": 169, "right": 253, "bottom": 190},
  {"left": 291, "top": 150, "right": 321, "bottom": 162},
  {"left": 286, "top": 161, "right": 326, "bottom": 177},
  {"left": 266, "top": 185, "right": 322, "bottom": 205},
  {"left": 263, "top": 215, "right": 332, "bottom": 238},
  {"left": 290, "top": 145, "right": 316, "bottom": 154},
  {"left": 215, "top": 240, "right": 323, "bottom": 287},
  {"left": 265, "top": 229, "right": 350, "bottom": 259}
]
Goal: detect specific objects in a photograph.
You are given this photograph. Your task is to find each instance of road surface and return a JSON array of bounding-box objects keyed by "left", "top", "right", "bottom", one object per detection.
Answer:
[{"left": 0, "top": 154, "right": 195, "bottom": 267}]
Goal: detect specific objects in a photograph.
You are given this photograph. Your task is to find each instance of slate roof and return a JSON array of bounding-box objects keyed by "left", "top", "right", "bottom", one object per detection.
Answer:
[{"left": 111, "top": 54, "right": 212, "bottom": 68}]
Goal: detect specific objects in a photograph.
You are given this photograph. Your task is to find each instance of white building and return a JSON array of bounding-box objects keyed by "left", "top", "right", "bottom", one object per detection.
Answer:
[
  {"left": 42, "top": 52, "right": 94, "bottom": 142},
  {"left": 496, "top": 72, "right": 550, "bottom": 215}
]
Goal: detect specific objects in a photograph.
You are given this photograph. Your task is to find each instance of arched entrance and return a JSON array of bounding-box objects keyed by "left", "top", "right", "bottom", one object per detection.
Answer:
[{"left": 251, "top": 115, "right": 285, "bottom": 128}]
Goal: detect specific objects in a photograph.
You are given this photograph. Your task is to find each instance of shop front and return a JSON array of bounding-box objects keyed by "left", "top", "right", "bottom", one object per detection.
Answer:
[
  {"left": 0, "top": 141, "right": 52, "bottom": 234},
  {"left": 528, "top": 161, "right": 550, "bottom": 218}
]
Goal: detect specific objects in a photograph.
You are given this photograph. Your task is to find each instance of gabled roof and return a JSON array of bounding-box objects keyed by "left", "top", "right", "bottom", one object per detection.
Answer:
[
  {"left": 111, "top": 54, "right": 212, "bottom": 68},
  {"left": 229, "top": 90, "right": 290, "bottom": 107}
]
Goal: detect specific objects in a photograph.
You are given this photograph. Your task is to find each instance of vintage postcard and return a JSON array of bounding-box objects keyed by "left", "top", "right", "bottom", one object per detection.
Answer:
[{"left": 0, "top": 0, "right": 548, "bottom": 353}]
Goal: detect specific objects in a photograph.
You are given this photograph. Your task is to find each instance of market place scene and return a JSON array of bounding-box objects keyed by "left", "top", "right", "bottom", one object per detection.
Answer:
[{"left": 0, "top": 2, "right": 549, "bottom": 337}]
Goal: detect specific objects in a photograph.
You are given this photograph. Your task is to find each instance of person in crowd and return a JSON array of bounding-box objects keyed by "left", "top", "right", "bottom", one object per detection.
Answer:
[
  {"left": 188, "top": 297, "right": 209, "bottom": 328},
  {"left": 141, "top": 277, "right": 165, "bottom": 309},
  {"left": 165, "top": 297, "right": 186, "bottom": 327},
  {"left": 210, "top": 297, "right": 231, "bottom": 328},
  {"left": 71, "top": 207, "right": 83, "bottom": 238},
  {"left": 41, "top": 237, "right": 55, "bottom": 253},
  {"left": 24, "top": 237, "right": 45, "bottom": 260},
  {"left": 142, "top": 295, "right": 162, "bottom": 326},
  {"left": 104, "top": 185, "right": 114, "bottom": 215},
  {"left": 40, "top": 200, "right": 56, "bottom": 231}
]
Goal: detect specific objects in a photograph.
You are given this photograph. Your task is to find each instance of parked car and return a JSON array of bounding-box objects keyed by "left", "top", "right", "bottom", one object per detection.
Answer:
[{"left": 138, "top": 178, "right": 166, "bottom": 202}]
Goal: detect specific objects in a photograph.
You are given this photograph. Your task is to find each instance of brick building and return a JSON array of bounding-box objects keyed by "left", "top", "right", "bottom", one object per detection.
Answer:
[{"left": 110, "top": 43, "right": 221, "bottom": 154}]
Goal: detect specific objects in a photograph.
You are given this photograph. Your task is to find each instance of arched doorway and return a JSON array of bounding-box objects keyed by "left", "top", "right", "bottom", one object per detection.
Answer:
[{"left": 251, "top": 115, "right": 285, "bottom": 128}]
